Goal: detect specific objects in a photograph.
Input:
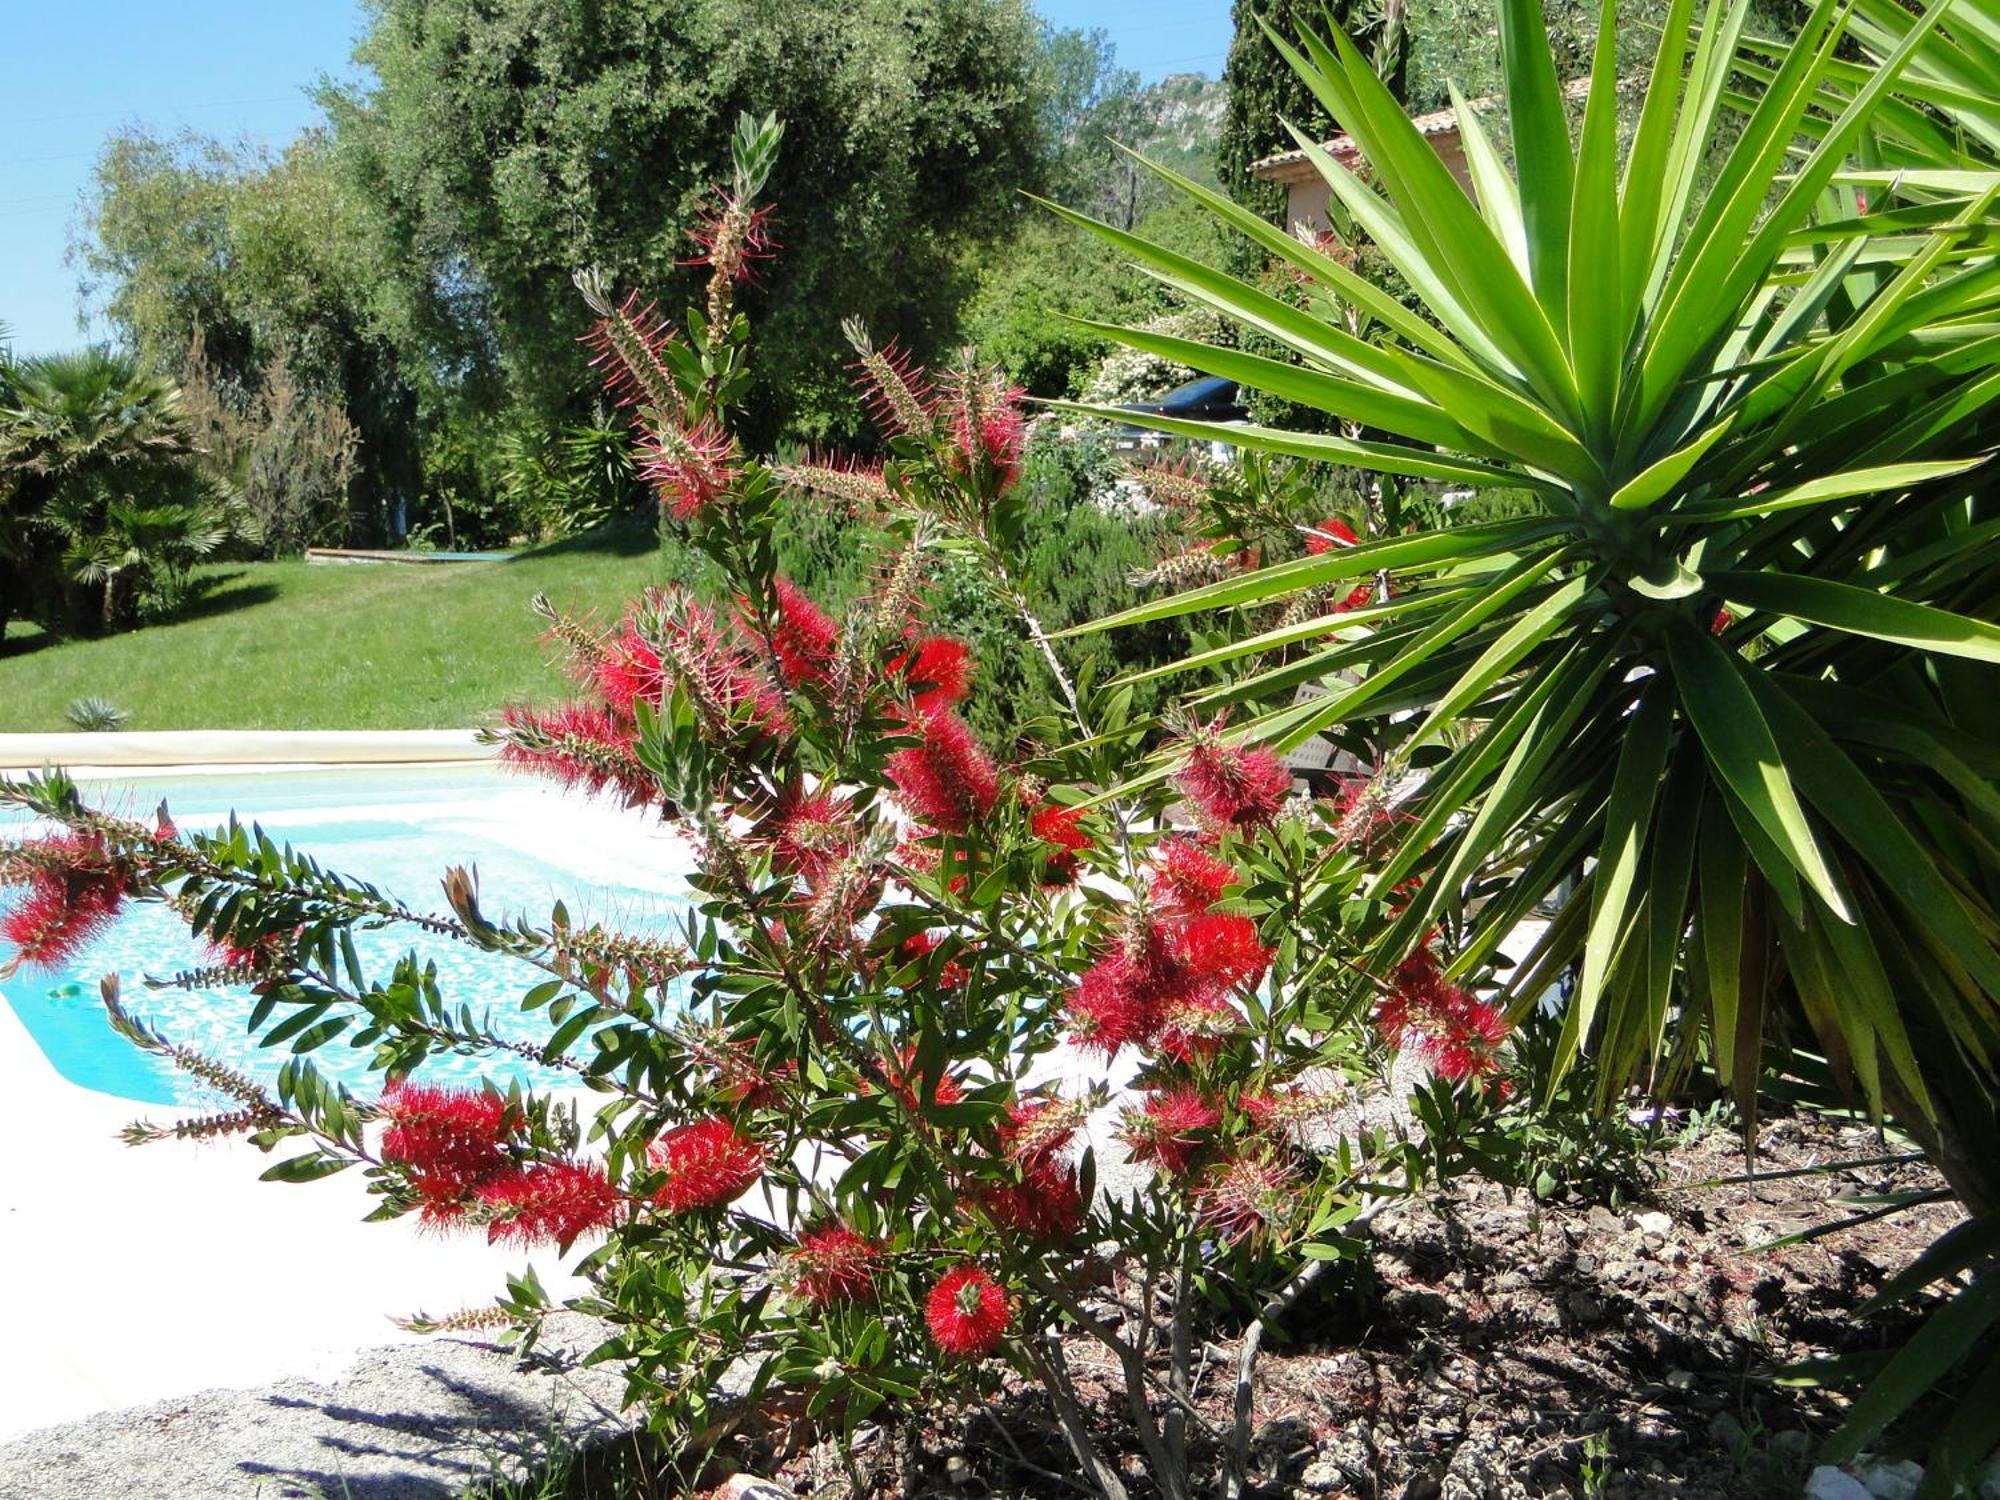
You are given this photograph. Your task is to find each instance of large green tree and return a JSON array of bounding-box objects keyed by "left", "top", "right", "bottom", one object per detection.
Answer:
[{"left": 322, "top": 0, "right": 1053, "bottom": 446}]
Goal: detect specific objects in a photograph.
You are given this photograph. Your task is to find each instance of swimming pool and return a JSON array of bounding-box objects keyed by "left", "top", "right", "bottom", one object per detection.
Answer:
[{"left": 0, "top": 763, "right": 695, "bottom": 1106}]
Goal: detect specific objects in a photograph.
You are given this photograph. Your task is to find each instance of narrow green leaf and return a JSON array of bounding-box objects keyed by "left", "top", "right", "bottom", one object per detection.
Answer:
[
  {"left": 1665, "top": 622, "right": 1850, "bottom": 920},
  {"left": 1712, "top": 569, "right": 2000, "bottom": 664},
  {"left": 1498, "top": 0, "right": 1576, "bottom": 320}
]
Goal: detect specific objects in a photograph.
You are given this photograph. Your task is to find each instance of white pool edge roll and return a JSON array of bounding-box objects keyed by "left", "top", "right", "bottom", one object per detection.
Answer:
[{"left": 0, "top": 729, "right": 496, "bottom": 773}]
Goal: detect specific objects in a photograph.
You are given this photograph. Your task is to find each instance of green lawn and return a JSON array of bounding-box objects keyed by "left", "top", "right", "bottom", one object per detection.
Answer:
[{"left": 0, "top": 529, "right": 667, "bottom": 731}]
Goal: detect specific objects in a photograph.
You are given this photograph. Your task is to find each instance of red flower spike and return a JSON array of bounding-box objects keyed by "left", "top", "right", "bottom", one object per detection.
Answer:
[
  {"left": 1000, "top": 1097, "right": 1084, "bottom": 1167},
  {"left": 1303, "top": 516, "right": 1358, "bottom": 555},
  {"left": 638, "top": 413, "right": 737, "bottom": 522},
  {"left": 885, "top": 707, "right": 999, "bottom": 834},
  {"left": 1120, "top": 1087, "right": 1221, "bottom": 1176},
  {"left": 1155, "top": 988, "right": 1241, "bottom": 1064},
  {"left": 982, "top": 1157, "right": 1083, "bottom": 1241},
  {"left": 1375, "top": 946, "right": 1510, "bottom": 1084},
  {"left": 890, "top": 635, "right": 974, "bottom": 713},
  {"left": 0, "top": 833, "right": 130, "bottom": 974},
  {"left": 683, "top": 195, "right": 778, "bottom": 285},
  {"left": 649, "top": 1119, "right": 767, "bottom": 1213},
  {"left": 580, "top": 291, "right": 683, "bottom": 414},
  {"left": 1196, "top": 1153, "right": 1298, "bottom": 1245},
  {"left": 762, "top": 578, "right": 840, "bottom": 687},
  {"left": 942, "top": 366, "right": 1027, "bottom": 493},
  {"left": 878, "top": 1043, "right": 966, "bottom": 1110},
  {"left": 850, "top": 339, "right": 936, "bottom": 438},
  {"left": 1172, "top": 911, "right": 1271, "bottom": 989},
  {"left": 787, "top": 1224, "right": 882, "bottom": 1307},
  {"left": 1150, "top": 837, "right": 1236, "bottom": 918},
  {"left": 759, "top": 787, "right": 859, "bottom": 889},
  {"left": 1031, "top": 802, "right": 1092, "bottom": 885},
  {"left": 379, "top": 1082, "right": 517, "bottom": 1210},
  {"left": 1173, "top": 723, "right": 1291, "bottom": 833},
  {"left": 494, "top": 702, "right": 656, "bottom": 807},
  {"left": 479, "top": 1161, "right": 620, "bottom": 1248},
  {"left": 925, "top": 1264, "right": 1010, "bottom": 1357},
  {"left": 1067, "top": 950, "right": 1167, "bottom": 1059}
]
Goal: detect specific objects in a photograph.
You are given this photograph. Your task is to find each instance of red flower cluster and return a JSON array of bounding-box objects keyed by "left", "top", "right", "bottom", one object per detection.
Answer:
[
  {"left": 480, "top": 1161, "right": 620, "bottom": 1248},
  {"left": 1171, "top": 720, "right": 1292, "bottom": 833},
  {"left": 378, "top": 1082, "right": 519, "bottom": 1220},
  {"left": 925, "top": 1263, "right": 1010, "bottom": 1357},
  {"left": 878, "top": 1043, "right": 967, "bottom": 1110},
  {"left": 983, "top": 1157, "right": 1083, "bottom": 1241},
  {"left": 787, "top": 1223, "right": 881, "bottom": 1307},
  {"left": 759, "top": 787, "right": 859, "bottom": 889},
  {"left": 0, "top": 833, "right": 128, "bottom": 972},
  {"left": 1065, "top": 848, "right": 1269, "bottom": 1060},
  {"left": 1031, "top": 802, "right": 1092, "bottom": 885},
  {"left": 1325, "top": 773, "right": 1405, "bottom": 855},
  {"left": 684, "top": 194, "right": 778, "bottom": 285},
  {"left": 885, "top": 707, "right": 999, "bottom": 834},
  {"left": 851, "top": 336, "right": 936, "bottom": 438},
  {"left": 941, "top": 365, "right": 1027, "bottom": 494},
  {"left": 1119, "top": 1087, "right": 1220, "bottom": 1175},
  {"left": 580, "top": 290, "right": 681, "bottom": 412},
  {"left": 649, "top": 1118, "right": 767, "bottom": 1213},
  {"left": 1374, "top": 946, "right": 1510, "bottom": 1083},
  {"left": 1000, "top": 1096, "right": 1084, "bottom": 1167}
]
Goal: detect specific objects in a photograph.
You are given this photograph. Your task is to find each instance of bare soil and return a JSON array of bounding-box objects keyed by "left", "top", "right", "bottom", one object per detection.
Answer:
[{"left": 716, "top": 1109, "right": 1963, "bottom": 1499}]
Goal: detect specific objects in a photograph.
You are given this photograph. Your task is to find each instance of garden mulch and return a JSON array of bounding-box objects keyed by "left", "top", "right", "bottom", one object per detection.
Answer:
[{"left": 711, "top": 1109, "right": 1966, "bottom": 1499}]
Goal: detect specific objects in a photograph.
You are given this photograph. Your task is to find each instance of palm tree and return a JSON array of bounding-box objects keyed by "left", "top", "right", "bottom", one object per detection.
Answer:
[{"left": 0, "top": 349, "right": 227, "bottom": 633}]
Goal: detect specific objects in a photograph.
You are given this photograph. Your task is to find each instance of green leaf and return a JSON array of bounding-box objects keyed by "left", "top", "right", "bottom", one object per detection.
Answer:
[
  {"left": 1711, "top": 570, "right": 2000, "bottom": 664},
  {"left": 1823, "top": 1270, "right": 2000, "bottom": 1463},
  {"left": 1671, "top": 458, "right": 1984, "bottom": 522},
  {"left": 1664, "top": 622, "right": 1850, "bottom": 920},
  {"left": 1498, "top": 0, "right": 1576, "bottom": 322},
  {"left": 260, "top": 1152, "right": 352, "bottom": 1184}
]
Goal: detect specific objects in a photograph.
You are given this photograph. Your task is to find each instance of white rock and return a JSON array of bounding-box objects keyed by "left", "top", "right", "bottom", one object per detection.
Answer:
[
  {"left": 1804, "top": 1467, "right": 1873, "bottom": 1500},
  {"left": 1979, "top": 1454, "right": 2000, "bottom": 1500},
  {"left": 1854, "top": 1458, "right": 1924, "bottom": 1500},
  {"left": 1633, "top": 1210, "right": 1673, "bottom": 1236}
]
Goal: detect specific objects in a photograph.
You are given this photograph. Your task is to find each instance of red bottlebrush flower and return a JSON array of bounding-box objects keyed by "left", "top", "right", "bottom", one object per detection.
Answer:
[
  {"left": 772, "top": 453, "right": 895, "bottom": 518},
  {"left": 1067, "top": 947, "right": 1170, "bottom": 1059},
  {"left": 683, "top": 194, "right": 778, "bottom": 284},
  {"left": 635, "top": 594, "right": 793, "bottom": 741},
  {"left": 925, "top": 1264, "right": 1010, "bottom": 1357},
  {"left": 1710, "top": 606, "right": 1733, "bottom": 636},
  {"left": 479, "top": 1161, "right": 620, "bottom": 1248},
  {"left": 649, "top": 1118, "right": 767, "bottom": 1213},
  {"left": 1239, "top": 1084, "right": 1333, "bottom": 1135},
  {"left": 494, "top": 702, "right": 656, "bottom": 807},
  {"left": 580, "top": 290, "right": 682, "bottom": 414},
  {"left": 1325, "top": 773, "right": 1404, "bottom": 854},
  {"left": 849, "top": 335, "right": 936, "bottom": 438},
  {"left": 1155, "top": 988, "right": 1241, "bottom": 1064},
  {"left": 885, "top": 707, "right": 999, "bottom": 834},
  {"left": 638, "top": 412, "right": 738, "bottom": 521},
  {"left": 1120, "top": 1087, "right": 1220, "bottom": 1176},
  {"left": 890, "top": 634, "right": 974, "bottom": 713},
  {"left": 787, "top": 1224, "right": 881, "bottom": 1307},
  {"left": 0, "top": 833, "right": 127, "bottom": 973},
  {"left": 1150, "top": 837, "right": 1236, "bottom": 918},
  {"left": 1172, "top": 722, "right": 1291, "bottom": 833},
  {"left": 380, "top": 1082, "right": 517, "bottom": 1206},
  {"left": 1031, "top": 802, "right": 1092, "bottom": 885},
  {"left": 1196, "top": 1153, "right": 1298, "bottom": 1245},
  {"left": 983, "top": 1157, "right": 1084, "bottom": 1241},
  {"left": 1303, "top": 516, "right": 1358, "bottom": 555},
  {"left": 898, "top": 931, "right": 970, "bottom": 992},
  {"left": 1375, "top": 946, "right": 1510, "bottom": 1084},
  {"left": 1172, "top": 911, "right": 1271, "bottom": 989},
  {"left": 1000, "top": 1096, "right": 1085, "bottom": 1167},
  {"left": 942, "top": 366, "right": 1027, "bottom": 493},
  {"left": 592, "top": 621, "right": 666, "bottom": 717},
  {"left": 1331, "top": 581, "right": 1377, "bottom": 614},
  {"left": 758, "top": 787, "right": 858, "bottom": 889},
  {"left": 762, "top": 578, "right": 840, "bottom": 686}
]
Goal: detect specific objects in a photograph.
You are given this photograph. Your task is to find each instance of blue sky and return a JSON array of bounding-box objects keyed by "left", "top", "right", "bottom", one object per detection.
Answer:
[{"left": 0, "top": 1, "right": 1231, "bottom": 358}]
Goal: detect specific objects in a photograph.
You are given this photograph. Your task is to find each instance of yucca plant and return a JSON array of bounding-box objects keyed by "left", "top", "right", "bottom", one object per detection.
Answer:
[{"left": 1048, "top": 0, "right": 2000, "bottom": 1232}]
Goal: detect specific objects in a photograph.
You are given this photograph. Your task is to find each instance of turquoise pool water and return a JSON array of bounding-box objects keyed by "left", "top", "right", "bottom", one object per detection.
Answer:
[{"left": 0, "top": 764, "right": 693, "bottom": 1106}]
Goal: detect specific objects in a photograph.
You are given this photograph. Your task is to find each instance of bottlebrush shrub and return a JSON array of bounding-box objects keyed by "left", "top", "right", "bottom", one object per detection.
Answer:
[{"left": 0, "top": 120, "right": 1516, "bottom": 1500}]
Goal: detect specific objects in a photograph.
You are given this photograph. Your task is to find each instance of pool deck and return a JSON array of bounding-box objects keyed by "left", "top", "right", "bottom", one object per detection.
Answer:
[{"left": 0, "top": 755, "right": 701, "bottom": 1466}]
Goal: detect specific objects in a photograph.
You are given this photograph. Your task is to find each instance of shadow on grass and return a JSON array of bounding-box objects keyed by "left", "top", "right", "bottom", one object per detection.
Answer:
[
  {"left": 505, "top": 518, "right": 659, "bottom": 565},
  {"left": 0, "top": 572, "right": 280, "bottom": 662}
]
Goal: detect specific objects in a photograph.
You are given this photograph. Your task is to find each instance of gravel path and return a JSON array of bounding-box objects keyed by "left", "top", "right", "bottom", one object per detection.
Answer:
[{"left": 0, "top": 1315, "right": 636, "bottom": 1500}]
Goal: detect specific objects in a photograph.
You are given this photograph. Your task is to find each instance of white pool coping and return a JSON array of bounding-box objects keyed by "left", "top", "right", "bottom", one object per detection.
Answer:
[
  {"left": 0, "top": 730, "right": 494, "bottom": 773},
  {"left": 0, "top": 766, "right": 696, "bottom": 1445}
]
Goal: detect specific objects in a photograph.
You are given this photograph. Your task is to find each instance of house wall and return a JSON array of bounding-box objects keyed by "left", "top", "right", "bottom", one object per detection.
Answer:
[{"left": 1274, "top": 133, "right": 1475, "bottom": 237}]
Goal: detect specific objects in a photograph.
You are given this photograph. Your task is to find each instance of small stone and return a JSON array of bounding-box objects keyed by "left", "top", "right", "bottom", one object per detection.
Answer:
[
  {"left": 1575, "top": 1254, "right": 1600, "bottom": 1275},
  {"left": 1587, "top": 1205, "right": 1621, "bottom": 1233},
  {"left": 717, "top": 1478, "right": 791, "bottom": 1500},
  {"left": 1804, "top": 1468, "right": 1872, "bottom": 1500},
  {"left": 1978, "top": 1454, "right": 2000, "bottom": 1500},
  {"left": 1664, "top": 1368, "right": 1697, "bottom": 1391},
  {"left": 1633, "top": 1210, "right": 1673, "bottom": 1236},
  {"left": 1707, "top": 1411, "right": 1745, "bottom": 1447},
  {"left": 1854, "top": 1458, "right": 1925, "bottom": 1500},
  {"left": 1299, "top": 1457, "right": 1344, "bottom": 1493},
  {"left": 945, "top": 1454, "right": 974, "bottom": 1487}
]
